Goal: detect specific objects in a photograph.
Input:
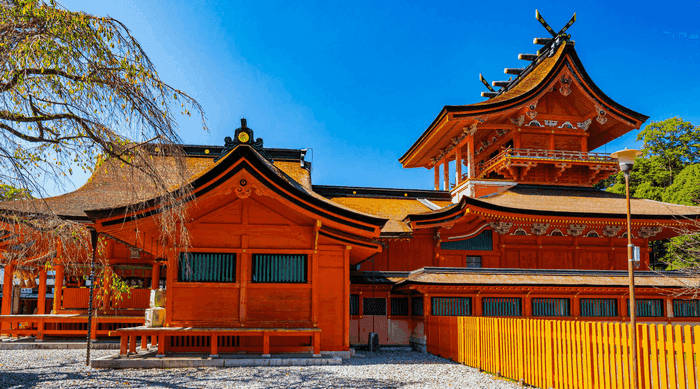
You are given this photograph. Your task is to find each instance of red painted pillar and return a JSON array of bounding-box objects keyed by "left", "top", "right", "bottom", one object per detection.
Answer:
[
  {"left": 151, "top": 262, "right": 161, "bottom": 290},
  {"left": 37, "top": 269, "right": 47, "bottom": 314},
  {"left": 52, "top": 264, "right": 64, "bottom": 313},
  {"left": 1, "top": 264, "right": 15, "bottom": 332}
]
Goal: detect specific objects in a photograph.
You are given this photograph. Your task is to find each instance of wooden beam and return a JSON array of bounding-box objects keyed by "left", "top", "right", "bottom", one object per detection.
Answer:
[
  {"left": 518, "top": 53, "right": 538, "bottom": 61},
  {"left": 504, "top": 68, "right": 525, "bottom": 75}
]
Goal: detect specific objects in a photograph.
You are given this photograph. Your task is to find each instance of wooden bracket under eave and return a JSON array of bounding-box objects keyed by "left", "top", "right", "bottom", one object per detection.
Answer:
[{"left": 313, "top": 220, "right": 322, "bottom": 250}]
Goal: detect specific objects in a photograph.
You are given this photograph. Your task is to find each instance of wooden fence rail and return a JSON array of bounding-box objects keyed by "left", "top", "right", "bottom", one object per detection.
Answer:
[{"left": 427, "top": 316, "right": 699, "bottom": 389}]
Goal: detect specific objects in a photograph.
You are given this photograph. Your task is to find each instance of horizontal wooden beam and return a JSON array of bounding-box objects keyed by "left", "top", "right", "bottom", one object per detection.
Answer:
[
  {"left": 504, "top": 68, "right": 525, "bottom": 75},
  {"left": 518, "top": 53, "right": 538, "bottom": 61}
]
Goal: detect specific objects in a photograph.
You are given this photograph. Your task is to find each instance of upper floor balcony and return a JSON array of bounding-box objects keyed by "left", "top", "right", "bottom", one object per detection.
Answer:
[{"left": 470, "top": 148, "right": 618, "bottom": 186}]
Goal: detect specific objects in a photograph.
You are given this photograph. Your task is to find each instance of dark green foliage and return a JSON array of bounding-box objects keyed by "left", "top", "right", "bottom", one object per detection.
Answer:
[{"left": 602, "top": 117, "right": 700, "bottom": 271}]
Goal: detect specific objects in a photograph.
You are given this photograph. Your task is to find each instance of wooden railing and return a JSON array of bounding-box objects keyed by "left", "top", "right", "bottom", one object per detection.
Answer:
[
  {"left": 473, "top": 148, "right": 616, "bottom": 178},
  {"left": 427, "top": 316, "right": 699, "bottom": 389}
]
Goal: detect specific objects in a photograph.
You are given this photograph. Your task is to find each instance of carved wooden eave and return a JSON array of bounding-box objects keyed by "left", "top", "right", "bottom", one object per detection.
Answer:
[{"left": 399, "top": 43, "right": 649, "bottom": 170}]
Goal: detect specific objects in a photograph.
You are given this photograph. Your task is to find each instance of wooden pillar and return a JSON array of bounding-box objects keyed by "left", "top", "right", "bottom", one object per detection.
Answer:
[
  {"left": 151, "top": 262, "right": 161, "bottom": 290},
  {"left": 165, "top": 252, "right": 176, "bottom": 326},
  {"left": 119, "top": 335, "right": 128, "bottom": 357},
  {"left": 572, "top": 294, "right": 581, "bottom": 318},
  {"left": 313, "top": 332, "right": 321, "bottom": 357},
  {"left": 443, "top": 160, "right": 450, "bottom": 191},
  {"left": 311, "top": 250, "right": 318, "bottom": 326},
  {"left": 581, "top": 134, "right": 588, "bottom": 152},
  {"left": 513, "top": 130, "right": 521, "bottom": 149},
  {"left": 434, "top": 165, "right": 440, "bottom": 191},
  {"left": 157, "top": 332, "right": 165, "bottom": 357},
  {"left": 141, "top": 333, "right": 148, "bottom": 350},
  {"left": 475, "top": 293, "right": 483, "bottom": 317},
  {"left": 467, "top": 140, "right": 475, "bottom": 179},
  {"left": 524, "top": 294, "right": 533, "bottom": 317},
  {"left": 262, "top": 332, "right": 270, "bottom": 357},
  {"left": 1, "top": 264, "right": 14, "bottom": 332},
  {"left": 549, "top": 131, "right": 555, "bottom": 150},
  {"left": 343, "top": 246, "right": 351, "bottom": 350},
  {"left": 128, "top": 333, "right": 137, "bottom": 354},
  {"left": 210, "top": 333, "right": 218, "bottom": 357},
  {"left": 37, "top": 269, "right": 47, "bottom": 314},
  {"left": 52, "top": 264, "right": 64, "bottom": 313},
  {"left": 239, "top": 235, "right": 249, "bottom": 324},
  {"left": 456, "top": 147, "right": 463, "bottom": 185}
]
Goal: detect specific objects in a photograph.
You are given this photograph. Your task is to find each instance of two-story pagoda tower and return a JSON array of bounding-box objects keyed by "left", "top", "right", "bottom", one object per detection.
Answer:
[{"left": 400, "top": 13, "right": 647, "bottom": 201}]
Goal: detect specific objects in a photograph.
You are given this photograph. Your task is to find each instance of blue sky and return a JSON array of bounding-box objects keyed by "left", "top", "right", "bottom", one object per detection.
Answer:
[{"left": 58, "top": 0, "right": 700, "bottom": 192}]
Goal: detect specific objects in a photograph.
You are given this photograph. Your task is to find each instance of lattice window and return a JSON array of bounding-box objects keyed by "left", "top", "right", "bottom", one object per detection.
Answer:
[
  {"left": 440, "top": 231, "right": 493, "bottom": 251},
  {"left": 251, "top": 254, "right": 307, "bottom": 283},
  {"left": 673, "top": 300, "right": 700, "bottom": 317},
  {"left": 391, "top": 298, "right": 409, "bottom": 316},
  {"left": 581, "top": 298, "right": 618, "bottom": 317},
  {"left": 483, "top": 297, "right": 522, "bottom": 317},
  {"left": 363, "top": 298, "right": 386, "bottom": 316},
  {"left": 178, "top": 253, "right": 236, "bottom": 282},
  {"left": 432, "top": 297, "right": 472, "bottom": 316},
  {"left": 466, "top": 256, "right": 482, "bottom": 268},
  {"left": 628, "top": 299, "right": 664, "bottom": 317},
  {"left": 350, "top": 294, "right": 360, "bottom": 316},
  {"left": 412, "top": 297, "right": 423, "bottom": 316},
  {"left": 532, "top": 298, "right": 570, "bottom": 317}
]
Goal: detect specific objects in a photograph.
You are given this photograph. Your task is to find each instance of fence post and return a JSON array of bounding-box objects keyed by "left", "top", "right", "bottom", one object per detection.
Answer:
[
  {"left": 495, "top": 318, "right": 502, "bottom": 376},
  {"left": 477, "top": 317, "right": 482, "bottom": 371},
  {"left": 546, "top": 320, "right": 554, "bottom": 389}
]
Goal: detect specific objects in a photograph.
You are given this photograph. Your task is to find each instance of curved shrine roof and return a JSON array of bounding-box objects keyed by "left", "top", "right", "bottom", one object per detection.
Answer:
[
  {"left": 398, "top": 267, "right": 698, "bottom": 288},
  {"left": 400, "top": 42, "right": 649, "bottom": 169}
]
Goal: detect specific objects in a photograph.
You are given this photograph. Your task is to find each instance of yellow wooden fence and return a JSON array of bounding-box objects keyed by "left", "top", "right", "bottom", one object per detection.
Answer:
[{"left": 445, "top": 317, "right": 699, "bottom": 389}]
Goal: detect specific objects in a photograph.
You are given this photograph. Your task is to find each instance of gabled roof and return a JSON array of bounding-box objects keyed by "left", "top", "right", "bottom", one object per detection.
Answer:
[
  {"left": 86, "top": 145, "right": 389, "bottom": 236},
  {"left": 400, "top": 42, "right": 649, "bottom": 169},
  {"left": 0, "top": 146, "right": 311, "bottom": 221}
]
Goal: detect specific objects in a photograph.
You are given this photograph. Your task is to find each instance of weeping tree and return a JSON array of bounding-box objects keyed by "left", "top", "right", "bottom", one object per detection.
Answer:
[{"left": 0, "top": 0, "right": 206, "bottom": 295}]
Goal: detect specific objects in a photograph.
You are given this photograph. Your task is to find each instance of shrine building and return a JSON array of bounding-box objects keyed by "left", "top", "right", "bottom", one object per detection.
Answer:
[{"left": 2, "top": 14, "right": 700, "bottom": 356}]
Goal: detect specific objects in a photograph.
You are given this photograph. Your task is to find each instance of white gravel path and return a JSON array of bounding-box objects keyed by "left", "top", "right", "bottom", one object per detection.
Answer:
[{"left": 0, "top": 349, "right": 520, "bottom": 388}]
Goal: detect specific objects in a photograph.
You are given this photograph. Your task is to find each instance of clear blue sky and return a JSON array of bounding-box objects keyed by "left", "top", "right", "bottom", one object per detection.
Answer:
[{"left": 59, "top": 0, "right": 700, "bottom": 192}]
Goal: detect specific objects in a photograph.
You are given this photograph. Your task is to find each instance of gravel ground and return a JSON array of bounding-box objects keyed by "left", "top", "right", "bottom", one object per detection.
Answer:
[{"left": 0, "top": 349, "right": 520, "bottom": 388}]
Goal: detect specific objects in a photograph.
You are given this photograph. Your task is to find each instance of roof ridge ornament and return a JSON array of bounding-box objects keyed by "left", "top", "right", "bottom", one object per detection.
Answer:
[
  {"left": 216, "top": 118, "right": 268, "bottom": 161},
  {"left": 535, "top": 10, "right": 577, "bottom": 55}
]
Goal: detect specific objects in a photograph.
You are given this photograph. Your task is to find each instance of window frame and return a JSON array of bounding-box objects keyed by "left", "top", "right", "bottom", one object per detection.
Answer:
[
  {"left": 178, "top": 252, "right": 237, "bottom": 283},
  {"left": 251, "top": 254, "right": 308, "bottom": 284}
]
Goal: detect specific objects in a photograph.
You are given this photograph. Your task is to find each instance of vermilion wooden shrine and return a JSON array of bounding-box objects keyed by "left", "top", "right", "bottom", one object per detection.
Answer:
[{"left": 2, "top": 14, "right": 700, "bottom": 356}]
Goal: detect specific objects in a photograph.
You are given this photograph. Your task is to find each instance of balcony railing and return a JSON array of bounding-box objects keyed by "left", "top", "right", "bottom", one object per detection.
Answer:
[{"left": 473, "top": 148, "right": 616, "bottom": 179}]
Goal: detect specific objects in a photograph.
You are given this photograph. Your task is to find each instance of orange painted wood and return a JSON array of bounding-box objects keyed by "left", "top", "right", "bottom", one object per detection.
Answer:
[
  {"left": 210, "top": 333, "right": 218, "bottom": 356},
  {"left": 128, "top": 333, "right": 137, "bottom": 354},
  {"left": 151, "top": 262, "right": 161, "bottom": 290},
  {"left": 157, "top": 333, "right": 165, "bottom": 356},
  {"left": 120, "top": 335, "right": 128, "bottom": 356},
  {"left": 37, "top": 269, "right": 47, "bottom": 315}
]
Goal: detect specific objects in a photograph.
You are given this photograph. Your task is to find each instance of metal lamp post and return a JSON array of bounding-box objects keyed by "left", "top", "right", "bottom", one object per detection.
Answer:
[{"left": 610, "top": 148, "right": 642, "bottom": 389}]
